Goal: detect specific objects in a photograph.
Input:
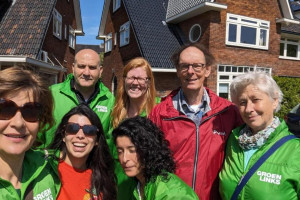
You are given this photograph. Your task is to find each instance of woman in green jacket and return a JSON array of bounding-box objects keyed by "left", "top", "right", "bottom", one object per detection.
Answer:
[
  {"left": 0, "top": 67, "right": 60, "bottom": 199},
  {"left": 112, "top": 116, "right": 199, "bottom": 200},
  {"left": 219, "top": 71, "right": 300, "bottom": 200}
]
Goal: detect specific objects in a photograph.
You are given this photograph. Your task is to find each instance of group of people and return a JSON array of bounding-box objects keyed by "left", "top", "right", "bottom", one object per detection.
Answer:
[{"left": 0, "top": 43, "right": 299, "bottom": 200}]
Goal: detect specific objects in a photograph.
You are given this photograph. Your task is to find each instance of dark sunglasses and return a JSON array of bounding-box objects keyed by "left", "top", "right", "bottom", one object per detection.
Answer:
[
  {"left": 0, "top": 98, "right": 43, "bottom": 122},
  {"left": 65, "top": 123, "right": 98, "bottom": 136}
]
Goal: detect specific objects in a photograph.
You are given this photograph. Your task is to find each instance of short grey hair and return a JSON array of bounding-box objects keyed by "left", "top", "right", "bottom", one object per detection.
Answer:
[{"left": 230, "top": 71, "right": 283, "bottom": 112}]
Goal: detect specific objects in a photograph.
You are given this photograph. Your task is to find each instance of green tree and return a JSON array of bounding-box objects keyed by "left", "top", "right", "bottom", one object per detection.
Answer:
[{"left": 273, "top": 76, "right": 300, "bottom": 118}]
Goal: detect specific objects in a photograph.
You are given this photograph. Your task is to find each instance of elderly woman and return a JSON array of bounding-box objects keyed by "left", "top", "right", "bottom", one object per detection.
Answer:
[
  {"left": 112, "top": 116, "right": 198, "bottom": 200},
  {"left": 0, "top": 67, "right": 60, "bottom": 199},
  {"left": 219, "top": 71, "right": 300, "bottom": 199}
]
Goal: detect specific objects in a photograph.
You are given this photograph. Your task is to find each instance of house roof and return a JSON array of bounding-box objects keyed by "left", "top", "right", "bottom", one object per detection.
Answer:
[
  {"left": 290, "top": 1, "right": 300, "bottom": 12},
  {"left": 123, "top": 0, "right": 181, "bottom": 69},
  {"left": 0, "top": 0, "right": 57, "bottom": 58}
]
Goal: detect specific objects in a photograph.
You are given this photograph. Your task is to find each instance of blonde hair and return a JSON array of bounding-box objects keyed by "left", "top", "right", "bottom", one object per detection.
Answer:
[{"left": 111, "top": 57, "right": 156, "bottom": 128}]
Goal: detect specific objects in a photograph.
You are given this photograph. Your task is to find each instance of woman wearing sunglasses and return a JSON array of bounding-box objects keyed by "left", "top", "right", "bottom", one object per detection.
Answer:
[
  {"left": 0, "top": 67, "right": 60, "bottom": 199},
  {"left": 50, "top": 104, "right": 117, "bottom": 200},
  {"left": 112, "top": 116, "right": 198, "bottom": 200}
]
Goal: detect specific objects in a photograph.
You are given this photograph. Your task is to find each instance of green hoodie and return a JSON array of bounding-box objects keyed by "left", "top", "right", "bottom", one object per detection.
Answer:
[
  {"left": 219, "top": 120, "right": 300, "bottom": 200},
  {"left": 0, "top": 149, "right": 60, "bottom": 200},
  {"left": 133, "top": 173, "right": 199, "bottom": 200}
]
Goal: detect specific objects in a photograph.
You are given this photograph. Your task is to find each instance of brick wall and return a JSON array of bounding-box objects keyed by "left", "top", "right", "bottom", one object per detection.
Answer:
[{"left": 42, "top": 0, "right": 76, "bottom": 80}]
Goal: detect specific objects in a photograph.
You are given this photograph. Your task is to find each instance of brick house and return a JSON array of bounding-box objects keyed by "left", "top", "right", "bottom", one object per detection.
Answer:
[
  {"left": 0, "top": 0, "right": 84, "bottom": 84},
  {"left": 98, "top": 0, "right": 300, "bottom": 98}
]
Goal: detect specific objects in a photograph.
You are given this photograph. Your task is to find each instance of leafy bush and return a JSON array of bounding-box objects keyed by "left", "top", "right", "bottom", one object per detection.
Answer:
[{"left": 273, "top": 76, "right": 300, "bottom": 119}]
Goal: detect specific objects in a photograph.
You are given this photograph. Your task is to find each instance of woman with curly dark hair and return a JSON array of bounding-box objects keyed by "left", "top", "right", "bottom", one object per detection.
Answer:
[
  {"left": 112, "top": 116, "right": 198, "bottom": 200},
  {"left": 50, "top": 104, "right": 117, "bottom": 200}
]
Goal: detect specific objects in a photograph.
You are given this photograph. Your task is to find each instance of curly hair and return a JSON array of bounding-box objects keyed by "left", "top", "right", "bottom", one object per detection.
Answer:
[
  {"left": 50, "top": 104, "right": 117, "bottom": 200},
  {"left": 112, "top": 116, "right": 175, "bottom": 183},
  {"left": 111, "top": 57, "right": 157, "bottom": 128}
]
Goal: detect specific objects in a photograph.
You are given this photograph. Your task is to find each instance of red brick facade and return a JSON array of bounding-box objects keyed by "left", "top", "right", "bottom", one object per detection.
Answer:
[
  {"left": 102, "top": 0, "right": 300, "bottom": 95},
  {"left": 42, "top": 0, "right": 77, "bottom": 81}
]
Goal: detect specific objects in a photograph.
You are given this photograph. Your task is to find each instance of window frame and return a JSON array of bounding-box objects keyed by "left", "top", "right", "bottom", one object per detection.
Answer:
[
  {"left": 113, "top": 0, "right": 121, "bottom": 12},
  {"left": 279, "top": 37, "right": 300, "bottom": 60},
  {"left": 53, "top": 9, "right": 62, "bottom": 40},
  {"left": 217, "top": 65, "right": 272, "bottom": 100},
  {"left": 105, "top": 33, "right": 112, "bottom": 52},
  {"left": 225, "top": 13, "right": 270, "bottom": 50},
  {"left": 189, "top": 24, "right": 202, "bottom": 43},
  {"left": 69, "top": 26, "right": 75, "bottom": 49},
  {"left": 120, "top": 21, "right": 130, "bottom": 47}
]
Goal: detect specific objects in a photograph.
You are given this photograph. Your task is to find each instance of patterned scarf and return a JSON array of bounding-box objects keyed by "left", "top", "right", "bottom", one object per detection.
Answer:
[{"left": 238, "top": 117, "right": 280, "bottom": 150}]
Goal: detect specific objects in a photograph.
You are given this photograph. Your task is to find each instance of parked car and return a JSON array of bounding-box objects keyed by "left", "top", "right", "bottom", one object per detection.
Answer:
[{"left": 287, "top": 103, "right": 300, "bottom": 136}]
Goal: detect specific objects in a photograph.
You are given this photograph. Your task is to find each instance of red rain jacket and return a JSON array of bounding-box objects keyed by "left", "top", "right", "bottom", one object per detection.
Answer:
[{"left": 149, "top": 88, "right": 242, "bottom": 199}]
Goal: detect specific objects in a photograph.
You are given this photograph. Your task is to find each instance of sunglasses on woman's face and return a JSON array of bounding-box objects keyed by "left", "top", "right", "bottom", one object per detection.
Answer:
[
  {"left": 65, "top": 123, "right": 98, "bottom": 136},
  {"left": 0, "top": 98, "right": 43, "bottom": 122}
]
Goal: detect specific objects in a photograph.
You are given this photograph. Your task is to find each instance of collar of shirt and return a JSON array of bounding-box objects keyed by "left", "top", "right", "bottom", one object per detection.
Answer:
[
  {"left": 70, "top": 78, "right": 100, "bottom": 105},
  {"left": 172, "top": 88, "right": 211, "bottom": 116}
]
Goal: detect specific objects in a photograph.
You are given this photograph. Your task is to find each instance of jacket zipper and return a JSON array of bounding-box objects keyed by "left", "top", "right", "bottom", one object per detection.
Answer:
[{"left": 163, "top": 106, "right": 229, "bottom": 190}]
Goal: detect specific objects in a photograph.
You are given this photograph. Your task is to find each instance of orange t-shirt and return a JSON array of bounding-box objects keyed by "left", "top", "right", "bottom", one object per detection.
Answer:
[{"left": 57, "top": 161, "right": 100, "bottom": 200}]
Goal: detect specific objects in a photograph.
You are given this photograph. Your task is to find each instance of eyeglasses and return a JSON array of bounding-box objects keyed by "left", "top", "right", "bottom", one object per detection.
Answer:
[
  {"left": 0, "top": 98, "right": 43, "bottom": 122},
  {"left": 125, "top": 76, "right": 149, "bottom": 84},
  {"left": 65, "top": 123, "right": 98, "bottom": 136},
  {"left": 178, "top": 63, "right": 206, "bottom": 72}
]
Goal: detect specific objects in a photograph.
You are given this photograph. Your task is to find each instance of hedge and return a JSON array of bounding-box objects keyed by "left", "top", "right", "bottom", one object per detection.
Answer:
[{"left": 273, "top": 76, "right": 300, "bottom": 119}]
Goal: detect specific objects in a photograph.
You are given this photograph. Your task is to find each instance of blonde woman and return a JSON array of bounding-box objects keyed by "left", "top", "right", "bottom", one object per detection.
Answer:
[{"left": 111, "top": 57, "right": 159, "bottom": 128}]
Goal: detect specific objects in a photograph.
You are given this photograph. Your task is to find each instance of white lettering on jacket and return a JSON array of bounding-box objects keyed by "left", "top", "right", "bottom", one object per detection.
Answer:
[
  {"left": 33, "top": 188, "right": 53, "bottom": 200},
  {"left": 96, "top": 105, "right": 107, "bottom": 112},
  {"left": 213, "top": 130, "right": 226, "bottom": 136},
  {"left": 257, "top": 171, "right": 282, "bottom": 185}
]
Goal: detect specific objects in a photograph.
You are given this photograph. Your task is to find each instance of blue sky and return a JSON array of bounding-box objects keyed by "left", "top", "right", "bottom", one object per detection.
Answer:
[{"left": 76, "top": 0, "right": 104, "bottom": 45}]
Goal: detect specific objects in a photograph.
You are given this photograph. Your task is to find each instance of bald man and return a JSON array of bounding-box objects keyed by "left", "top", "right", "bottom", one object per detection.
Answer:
[{"left": 38, "top": 49, "right": 114, "bottom": 148}]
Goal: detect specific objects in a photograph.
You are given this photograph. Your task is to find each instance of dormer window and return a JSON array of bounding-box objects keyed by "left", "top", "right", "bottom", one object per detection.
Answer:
[
  {"left": 53, "top": 9, "right": 62, "bottom": 40},
  {"left": 113, "top": 0, "right": 121, "bottom": 12}
]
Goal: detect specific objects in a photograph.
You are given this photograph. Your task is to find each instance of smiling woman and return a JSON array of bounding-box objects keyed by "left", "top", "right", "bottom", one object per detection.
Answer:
[
  {"left": 50, "top": 104, "right": 117, "bottom": 200},
  {"left": 111, "top": 57, "right": 159, "bottom": 128},
  {"left": 0, "top": 67, "right": 59, "bottom": 199}
]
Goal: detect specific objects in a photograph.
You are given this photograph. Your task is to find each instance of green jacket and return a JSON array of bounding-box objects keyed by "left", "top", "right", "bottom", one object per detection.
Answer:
[
  {"left": 0, "top": 149, "right": 60, "bottom": 200},
  {"left": 133, "top": 173, "right": 199, "bottom": 200},
  {"left": 37, "top": 74, "right": 115, "bottom": 149},
  {"left": 219, "top": 120, "right": 300, "bottom": 200}
]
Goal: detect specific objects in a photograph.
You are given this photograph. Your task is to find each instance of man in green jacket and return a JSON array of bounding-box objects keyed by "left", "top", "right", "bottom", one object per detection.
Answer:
[{"left": 37, "top": 49, "right": 114, "bottom": 149}]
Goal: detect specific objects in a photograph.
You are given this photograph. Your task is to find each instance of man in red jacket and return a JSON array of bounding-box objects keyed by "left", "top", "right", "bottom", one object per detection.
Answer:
[{"left": 149, "top": 43, "right": 242, "bottom": 199}]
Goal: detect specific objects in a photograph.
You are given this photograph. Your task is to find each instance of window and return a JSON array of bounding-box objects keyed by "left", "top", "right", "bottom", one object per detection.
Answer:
[
  {"left": 217, "top": 65, "right": 272, "bottom": 100},
  {"left": 53, "top": 9, "right": 62, "bottom": 39},
  {"left": 105, "top": 33, "right": 112, "bottom": 52},
  {"left": 280, "top": 37, "right": 300, "bottom": 60},
  {"left": 120, "top": 22, "right": 130, "bottom": 47},
  {"left": 189, "top": 24, "right": 201, "bottom": 43},
  {"left": 113, "top": 0, "right": 121, "bottom": 12},
  {"left": 226, "top": 13, "right": 270, "bottom": 50},
  {"left": 69, "top": 26, "right": 75, "bottom": 49}
]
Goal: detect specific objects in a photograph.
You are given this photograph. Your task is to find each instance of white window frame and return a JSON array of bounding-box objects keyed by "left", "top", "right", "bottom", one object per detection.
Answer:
[
  {"left": 113, "top": 0, "right": 121, "bottom": 12},
  {"left": 69, "top": 26, "right": 75, "bottom": 49},
  {"left": 225, "top": 13, "right": 270, "bottom": 50},
  {"left": 105, "top": 33, "right": 112, "bottom": 52},
  {"left": 114, "top": 32, "right": 118, "bottom": 46},
  {"left": 217, "top": 65, "right": 272, "bottom": 100},
  {"left": 120, "top": 21, "right": 130, "bottom": 47},
  {"left": 279, "top": 37, "right": 300, "bottom": 60},
  {"left": 53, "top": 9, "right": 62, "bottom": 40}
]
